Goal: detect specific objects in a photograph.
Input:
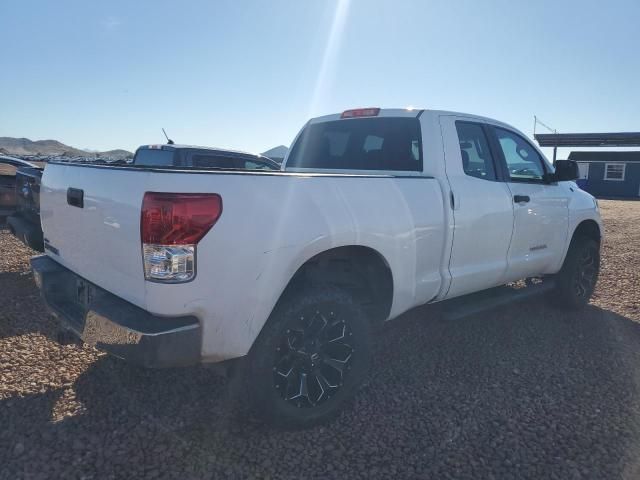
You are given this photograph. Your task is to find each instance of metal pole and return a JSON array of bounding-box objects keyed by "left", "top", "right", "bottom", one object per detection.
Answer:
[{"left": 553, "top": 146, "right": 557, "bottom": 164}]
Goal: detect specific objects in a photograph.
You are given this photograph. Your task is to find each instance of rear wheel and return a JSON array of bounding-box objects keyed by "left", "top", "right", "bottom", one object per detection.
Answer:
[
  {"left": 552, "top": 237, "right": 600, "bottom": 310},
  {"left": 242, "top": 286, "right": 372, "bottom": 428}
]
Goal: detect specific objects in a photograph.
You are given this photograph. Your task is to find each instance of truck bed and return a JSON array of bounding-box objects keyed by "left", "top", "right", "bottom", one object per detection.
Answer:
[{"left": 40, "top": 161, "right": 447, "bottom": 360}]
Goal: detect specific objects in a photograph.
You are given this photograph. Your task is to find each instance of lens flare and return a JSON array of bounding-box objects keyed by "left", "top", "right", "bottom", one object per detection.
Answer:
[{"left": 308, "top": 0, "right": 351, "bottom": 117}]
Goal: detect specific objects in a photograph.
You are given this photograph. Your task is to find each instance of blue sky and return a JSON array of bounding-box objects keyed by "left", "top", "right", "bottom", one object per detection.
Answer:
[{"left": 1, "top": 0, "right": 639, "bottom": 159}]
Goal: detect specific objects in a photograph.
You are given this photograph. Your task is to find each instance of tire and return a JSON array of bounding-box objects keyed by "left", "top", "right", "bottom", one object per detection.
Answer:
[
  {"left": 552, "top": 237, "right": 600, "bottom": 310},
  {"left": 240, "top": 286, "right": 372, "bottom": 429}
]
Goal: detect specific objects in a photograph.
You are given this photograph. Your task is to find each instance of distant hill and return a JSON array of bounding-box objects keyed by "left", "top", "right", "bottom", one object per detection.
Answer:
[
  {"left": 0, "top": 137, "right": 133, "bottom": 159},
  {"left": 101, "top": 149, "right": 134, "bottom": 159},
  {"left": 261, "top": 145, "right": 289, "bottom": 163}
]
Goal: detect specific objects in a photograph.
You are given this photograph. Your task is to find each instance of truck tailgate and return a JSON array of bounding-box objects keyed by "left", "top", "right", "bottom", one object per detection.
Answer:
[{"left": 41, "top": 164, "right": 147, "bottom": 307}]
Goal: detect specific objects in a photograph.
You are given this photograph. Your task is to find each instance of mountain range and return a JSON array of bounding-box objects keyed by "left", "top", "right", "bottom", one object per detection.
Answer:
[
  {"left": 0, "top": 137, "right": 289, "bottom": 162},
  {"left": 0, "top": 137, "right": 133, "bottom": 159}
]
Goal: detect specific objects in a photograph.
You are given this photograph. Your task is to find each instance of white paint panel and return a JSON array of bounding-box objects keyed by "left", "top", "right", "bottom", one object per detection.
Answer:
[
  {"left": 439, "top": 115, "right": 515, "bottom": 298},
  {"left": 504, "top": 182, "right": 570, "bottom": 279},
  {"left": 41, "top": 164, "right": 447, "bottom": 360}
]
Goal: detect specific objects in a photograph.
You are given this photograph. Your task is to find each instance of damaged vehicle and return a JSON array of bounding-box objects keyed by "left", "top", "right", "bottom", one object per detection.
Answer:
[
  {"left": 0, "top": 155, "right": 44, "bottom": 251},
  {"left": 132, "top": 144, "right": 281, "bottom": 170},
  {"left": 31, "top": 108, "right": 601, "bottom": 427}
]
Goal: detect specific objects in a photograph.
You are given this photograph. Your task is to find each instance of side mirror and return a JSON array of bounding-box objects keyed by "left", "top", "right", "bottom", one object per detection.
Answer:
[{"left": 545, "top": 159, "right": 579, "bottom": 182}]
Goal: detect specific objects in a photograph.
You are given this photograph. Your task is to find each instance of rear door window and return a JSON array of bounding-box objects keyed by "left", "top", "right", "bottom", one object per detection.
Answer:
[
  {"left": 189, "top": 154, "right": 277, "bottom": 170},
  {"left": 133, "top": 149, "right": 176, "bottom": 166},
  {"left": 455, "top": 122, "right": 497, "bottom": 180},
  {"left": 191, "top": 154, "right": 238, "bottom": 169},
  {"left": 287, "top": 117, "right": 422, "bottom": 171},
  {"left": 244, "top": 160, "right": 275, "bottom": 170}
]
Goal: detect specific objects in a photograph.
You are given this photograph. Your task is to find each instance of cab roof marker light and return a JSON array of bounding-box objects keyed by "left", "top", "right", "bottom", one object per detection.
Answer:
[{"left": 341, "top": 108, "right": 380, "bottom": 119}]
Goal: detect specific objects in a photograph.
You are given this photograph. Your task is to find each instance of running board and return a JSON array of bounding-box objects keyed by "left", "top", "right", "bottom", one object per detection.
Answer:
[{"left": 442, "top": 280, "right": 556, "bottom": 321}]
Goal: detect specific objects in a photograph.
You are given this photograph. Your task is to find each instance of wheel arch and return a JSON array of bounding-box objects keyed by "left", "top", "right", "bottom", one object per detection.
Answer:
[
  {"left": 270, "top": 245, "right": 395, "bottom": 329},
  {"left": 571, "top": 219, "right": 601, "bottom": 246},
  {"left": 557, "top": 219, "right": 602, "bottom": 270}
]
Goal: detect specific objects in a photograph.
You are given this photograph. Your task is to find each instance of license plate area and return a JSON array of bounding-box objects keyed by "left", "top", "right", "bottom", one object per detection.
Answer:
[
  {"left": 75, "top": 277, "right": 94, "bottom": 310},
  {"left": 46, "top": 271, "right": 95, "bottom": 332}
]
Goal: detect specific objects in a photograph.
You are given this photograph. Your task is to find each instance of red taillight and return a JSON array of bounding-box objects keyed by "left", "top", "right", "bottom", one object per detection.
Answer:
[
  {"left": 141, "top": 192, "right": 222, "bottom": 245},
  {"left": 341, "top": 108, "right": 380, "bottom": 119}
]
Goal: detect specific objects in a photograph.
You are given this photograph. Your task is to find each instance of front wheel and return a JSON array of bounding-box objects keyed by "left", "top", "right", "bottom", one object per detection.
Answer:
[
  {"left": 552, "top": 237, "right": 600, "bottom": 310},
  {"left": 242, "top": 286, "right": 372, "bottom": 428}
]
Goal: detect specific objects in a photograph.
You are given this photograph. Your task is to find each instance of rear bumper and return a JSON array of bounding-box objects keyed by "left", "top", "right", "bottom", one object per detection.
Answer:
[
  {"left": 8, "top": 213, "right": 44, "bottom": 251},
  {"left": 31, "top": 255, "right": 201, "bottom": 368}
]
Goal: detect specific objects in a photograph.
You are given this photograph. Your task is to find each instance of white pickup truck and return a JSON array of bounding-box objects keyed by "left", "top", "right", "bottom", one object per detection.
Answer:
[{"left": 32, "top": 108, "right": 602, "bottom": 427}]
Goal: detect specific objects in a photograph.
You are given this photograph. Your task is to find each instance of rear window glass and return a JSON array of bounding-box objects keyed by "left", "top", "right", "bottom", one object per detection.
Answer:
[
  {"left": 455, "top": 122, "right": 497, "bottom": 180},
  {"left": 134, "top": 149, "right": 175, "bottom": 166},
  {"left": 286, "top": 117, "right": 422, "bottom": 171}
]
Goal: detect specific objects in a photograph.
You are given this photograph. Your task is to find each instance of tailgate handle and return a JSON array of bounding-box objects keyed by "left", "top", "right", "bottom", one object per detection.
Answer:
[{"left": 67, "top": 188, "right": 84, "bottom": 208}]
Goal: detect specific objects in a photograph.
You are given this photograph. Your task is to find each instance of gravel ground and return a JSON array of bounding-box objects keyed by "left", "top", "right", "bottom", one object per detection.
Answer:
[{"left": 1, "top": 199, "right": 640, "bottom": 479}]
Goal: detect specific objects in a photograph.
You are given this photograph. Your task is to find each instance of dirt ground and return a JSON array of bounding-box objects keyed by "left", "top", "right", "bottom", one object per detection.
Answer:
[{"left": 1, "top": 199, "right": 640, "bottom": 479}]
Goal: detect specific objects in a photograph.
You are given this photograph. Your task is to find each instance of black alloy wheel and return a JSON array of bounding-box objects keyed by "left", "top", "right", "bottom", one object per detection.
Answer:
[
  {"left": 273, "top": 308, "right": 355, "bottom": 408},
  {"left": 572, "top": 243, "right": 599, "bottom": 299},
  {"left": 242, "top": 286, "right": 372, "bottom": 428},
  {"left": 552, "top": 237, "right": 600, "bottom": 310}
]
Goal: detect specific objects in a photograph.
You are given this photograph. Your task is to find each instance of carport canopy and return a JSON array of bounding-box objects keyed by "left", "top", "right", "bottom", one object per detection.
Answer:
[
  {"left": 534, "top": 132, "right": 640, "bottom": 163},
  {"left": 535, "top": 132, "right": 640, "bottom": 148}
]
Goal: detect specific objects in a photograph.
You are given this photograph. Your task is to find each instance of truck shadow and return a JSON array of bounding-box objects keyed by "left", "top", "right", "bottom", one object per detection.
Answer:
[
  {"left": 0, "top": 270, "right": 59, "bottom": 341},
  {"left": 3, "top": 302, "right": 640, "bottom": 478}
]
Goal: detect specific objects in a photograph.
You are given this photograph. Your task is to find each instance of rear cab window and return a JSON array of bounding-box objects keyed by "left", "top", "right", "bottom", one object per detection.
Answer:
[{"left": 286, "top": 117, "right": 423, "bottom": 172}]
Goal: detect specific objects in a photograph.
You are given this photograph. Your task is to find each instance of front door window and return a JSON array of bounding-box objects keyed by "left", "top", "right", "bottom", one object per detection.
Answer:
[{"left": 494, "top": 127, "right": 546, "bottom": 183}]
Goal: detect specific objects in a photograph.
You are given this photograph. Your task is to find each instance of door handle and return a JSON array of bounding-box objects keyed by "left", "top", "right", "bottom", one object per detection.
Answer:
[{"left": 513, "top": 195, "right": 530, "bottom": 204}]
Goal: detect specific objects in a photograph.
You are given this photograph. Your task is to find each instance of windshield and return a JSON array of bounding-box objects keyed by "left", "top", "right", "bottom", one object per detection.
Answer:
[{"left": 286, "top": 117, "right": 422, "bottom": 171}]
